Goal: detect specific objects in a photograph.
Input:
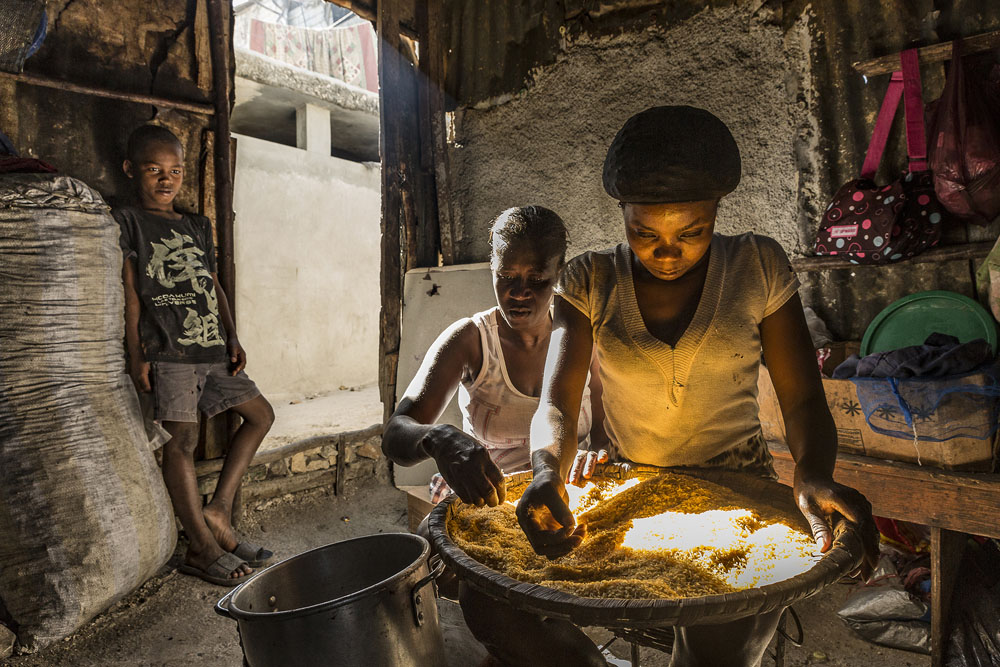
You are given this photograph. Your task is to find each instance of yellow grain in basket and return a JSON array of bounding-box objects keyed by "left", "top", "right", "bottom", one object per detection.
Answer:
[{"left": 447, "top": 471, "right": 819, "bottom": 599}]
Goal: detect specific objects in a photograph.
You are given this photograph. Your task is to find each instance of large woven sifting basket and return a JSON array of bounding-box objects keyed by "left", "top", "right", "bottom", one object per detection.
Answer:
[{"left": 428, "top": 464, "right": 863, "bottom": 628}]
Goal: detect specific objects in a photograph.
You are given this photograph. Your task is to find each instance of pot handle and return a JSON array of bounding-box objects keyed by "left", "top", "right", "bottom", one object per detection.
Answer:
[
  {"left": 215, "top": 589, "right": 236, "bottom": 619},
  {"left": 411, "top": 555, "right": 446, "bottom": 627}
]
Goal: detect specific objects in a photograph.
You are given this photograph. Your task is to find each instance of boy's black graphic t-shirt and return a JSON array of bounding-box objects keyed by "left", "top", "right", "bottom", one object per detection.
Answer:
[{"left": 114, "top": 206, "right": 228, "bottom": 363}]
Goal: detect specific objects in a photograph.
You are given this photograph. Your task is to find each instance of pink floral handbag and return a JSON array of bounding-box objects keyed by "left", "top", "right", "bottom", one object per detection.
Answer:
[{"left": 815, "top": 48, "right": 944, "bottom": 264}]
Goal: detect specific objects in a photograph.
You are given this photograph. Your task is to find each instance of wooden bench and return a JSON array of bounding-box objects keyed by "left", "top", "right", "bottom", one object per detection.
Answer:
[
  {"left": 768, "top": 441, "right": 1000, "bottom": 666},
  {"left": 400, "top": 484, "right": 435, "bottom": 533}
]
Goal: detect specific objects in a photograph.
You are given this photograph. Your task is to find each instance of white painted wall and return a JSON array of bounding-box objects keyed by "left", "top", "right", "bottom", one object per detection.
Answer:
[{"left": 232, "top": 133, "right": 381, "bottom": 401}]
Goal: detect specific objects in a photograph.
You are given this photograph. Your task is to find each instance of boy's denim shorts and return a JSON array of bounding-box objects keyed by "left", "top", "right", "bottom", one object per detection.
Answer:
[{"left": 151, "top": 361, "right": 261, "bottom": 423}]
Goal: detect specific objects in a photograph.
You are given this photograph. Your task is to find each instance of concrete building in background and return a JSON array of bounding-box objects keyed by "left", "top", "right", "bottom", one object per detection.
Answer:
[{"left": 230, "top": 5, "right": 380, "bottom": 402}]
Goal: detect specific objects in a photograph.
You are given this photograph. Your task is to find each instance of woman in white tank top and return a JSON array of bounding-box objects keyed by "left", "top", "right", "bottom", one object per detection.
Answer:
[{"left": 382, "top": 206, "right": 607, "bottom": 508}]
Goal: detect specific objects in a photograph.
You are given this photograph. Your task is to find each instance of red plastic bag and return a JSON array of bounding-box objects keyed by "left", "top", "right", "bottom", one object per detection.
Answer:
[{"left": 927, "top": 40, "right": 1000, "bottom": 225}]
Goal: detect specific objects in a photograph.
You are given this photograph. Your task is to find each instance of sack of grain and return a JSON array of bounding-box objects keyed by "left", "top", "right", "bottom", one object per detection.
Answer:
[{"left": 0, "top": 174, "right": 176, "bottom": 652}]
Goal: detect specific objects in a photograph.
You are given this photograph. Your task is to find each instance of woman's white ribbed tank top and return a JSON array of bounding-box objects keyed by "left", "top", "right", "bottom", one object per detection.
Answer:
[{"left": 457, "top": 307, "right": 593, "bottom": 474}]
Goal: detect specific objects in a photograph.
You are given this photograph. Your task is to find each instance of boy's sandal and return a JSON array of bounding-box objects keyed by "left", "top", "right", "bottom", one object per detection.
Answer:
[
  {"left": 178, "top": 552, "right": 252, "bottom": 587},
  {"left": 230, "top": 537, "right": 274, "bottom": 568}
]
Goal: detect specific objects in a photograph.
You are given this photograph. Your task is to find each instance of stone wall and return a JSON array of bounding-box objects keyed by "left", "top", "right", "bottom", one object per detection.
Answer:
[
  {"left": 195, "top": 424, "right": 390, "bottom": 505},
  {"left": 446, "top": 4, "right": 814, "bottom": 263}
]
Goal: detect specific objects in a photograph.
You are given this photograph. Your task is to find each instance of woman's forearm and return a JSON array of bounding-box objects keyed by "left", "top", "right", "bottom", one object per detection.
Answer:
[
  {"left": 530, "top": 402, "right": 579, "bottom": 479},
  {"left": 382, "top": 412, "right": 440, "bottom": 466},
  {"left": 783, "top": 393, "right": 837, "bottom": 482}
]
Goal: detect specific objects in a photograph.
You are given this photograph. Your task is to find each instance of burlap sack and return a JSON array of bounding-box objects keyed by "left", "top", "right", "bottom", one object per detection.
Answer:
[{"left": 0, "top": 173, "right": 176, "bottom": 652}]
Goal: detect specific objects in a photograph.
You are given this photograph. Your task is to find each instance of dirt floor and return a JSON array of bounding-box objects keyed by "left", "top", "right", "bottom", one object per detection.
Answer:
[{"left": 2, "top": 482, "right": 930, "bottom": 667}]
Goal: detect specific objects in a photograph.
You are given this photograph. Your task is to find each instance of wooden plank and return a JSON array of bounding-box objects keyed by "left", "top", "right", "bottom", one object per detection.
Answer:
[
  {"left": 768, "top": 442, "right": 1000, "bottom": 538},
  {"left": 930, "top": 527, "right": 967, "bottom": 667},
  {"left": 194, "top": 0, "right": 213, "bottom": 92},
  {"left": 412, "top": 0, "right": 441, "bottom": 268},
  {"left": 400, "top": 485, "right": 434, "bottom": 533},
  {"left": 378, "top": 0, "right": 406, "bottom": 423},
  {"left": 790, "top": 241, "right": 993, "bottom": 273},
  {"left": 425, "top": 0, "right": 456, "bottom": 265},
  {"left": 327, "top": 0, "right": 419, "bottom": 39},
  {"left": 854, "top": 30, "right": 1000, "bottom": 78},
  {"left": 207, "top": 0, "right": 236, "bottom": 308},
  {"left": 0, "top": 70, "right": 214, "bottom": 115},
  {"left": 336, "top": 433, "right": 347, "bottom": 496}
]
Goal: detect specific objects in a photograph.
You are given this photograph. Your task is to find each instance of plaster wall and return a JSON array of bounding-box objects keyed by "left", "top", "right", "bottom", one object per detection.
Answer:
[
  {"left": 446, "top": 4, "right": 816, "bottom": 263},
  {"left": 232, "top": 134, "right": 381, "bottom": 401}
]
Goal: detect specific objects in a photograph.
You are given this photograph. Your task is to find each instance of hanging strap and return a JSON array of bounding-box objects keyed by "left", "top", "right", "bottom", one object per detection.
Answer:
[
  {"left": 900, "top": 48, "right": 928, "bottom": 172},
  {"left": 860, "top": 71, "right": 904, "bottom": 179},
  {"left": 860, "top": 47, "right": 927, "bottom": 179}
]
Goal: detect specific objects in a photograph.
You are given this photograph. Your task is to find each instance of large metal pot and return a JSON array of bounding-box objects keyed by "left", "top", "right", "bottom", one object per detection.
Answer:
[{"left": 215, "top": 533, "right": 446, "bottom": 667}]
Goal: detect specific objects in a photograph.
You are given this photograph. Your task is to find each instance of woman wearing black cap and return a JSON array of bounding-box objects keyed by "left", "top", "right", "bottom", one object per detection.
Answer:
[{"left": 491, "top": 106, "right": 880, "bottom": 666}]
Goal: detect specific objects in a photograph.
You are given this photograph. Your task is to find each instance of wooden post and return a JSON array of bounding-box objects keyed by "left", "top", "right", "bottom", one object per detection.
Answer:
[
  {"left": 423, "top": 0, "right": 455, "bottom": 265},
  {"left": 378, "top": 0, "right": 406, "bottom": 423},
  {"left": 205, "top": 0, "right": 240, "bottom": 469},
  {"left": 930, "top": 527, "right": 966, "bottom": 666},
  {"left": 207, "top": 0, "right": 236, "bottom": 312}
]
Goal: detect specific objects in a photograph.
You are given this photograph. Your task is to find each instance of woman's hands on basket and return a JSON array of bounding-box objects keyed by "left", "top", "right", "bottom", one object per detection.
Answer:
[
  {"left": 516, "top": 466, "right": 586, "bottom": 559},
  {"left": 421, "top": 424, "right": 506, "bottom": 507},
  {"left": 794, "top": 474, "right": 880, "bottom": 580}
]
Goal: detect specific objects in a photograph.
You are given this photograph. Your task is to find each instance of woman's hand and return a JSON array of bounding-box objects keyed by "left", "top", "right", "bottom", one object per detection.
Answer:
[
  {"left": 567, "top": 448, "right": 609, "bottom": 486},
  {"left": 794, "top": 475, "right": 879, "bottom": 580},
  {"left": 516, "top": 468, "right": 586, "bottom": 558},
  {"left": 421, "top": 424, "right": 505, "bottom": 507}
]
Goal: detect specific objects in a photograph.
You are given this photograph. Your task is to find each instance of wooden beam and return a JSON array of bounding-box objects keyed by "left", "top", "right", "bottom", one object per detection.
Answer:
[
  {"left": 412, "top": 0, "right": 441, "bottom": 267},
  {"left": 425, "top": 0, "right": 456, "bottom": 265},
  {"left": 207, "top": 0, "right": 236, "bottom": 309},
  {"left": 790, "top": 241, "right": 993, "bottom": 272},
  {"left": 930, "top": 527, "right": 967, "bottom": 667},
  {"left": 768, "top": 442, "right": 1000, "bottom": 539},
  {"left": 324, "top": 0, "right": 419, "bottom": 39},
  {"left": 378, "top": 0, "right": 406, "bottom": 423},
  {"left": 0, "top": 70, "right": 214, "bottom": 115},
  {"left": 853, "top": 29, "right": 1000, "bottom": 78}
]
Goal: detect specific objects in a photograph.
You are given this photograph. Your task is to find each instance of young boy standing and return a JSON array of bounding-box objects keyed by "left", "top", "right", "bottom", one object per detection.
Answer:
[{"left": 115, "top": 125, "right": 274, "bottom": 586}]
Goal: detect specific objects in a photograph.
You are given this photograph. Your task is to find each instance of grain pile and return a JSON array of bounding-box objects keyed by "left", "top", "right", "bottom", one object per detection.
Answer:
[{"left": 448, "top": 472, "right": 819, "bottom": 599}]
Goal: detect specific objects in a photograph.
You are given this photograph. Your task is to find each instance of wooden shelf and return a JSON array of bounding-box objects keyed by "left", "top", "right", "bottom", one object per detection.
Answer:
[
  {"left": 790, "top": 241, "right": 993, "bottom": 272},
  {"left": 853, "top": 29, "right": 1000, "bottom": 78},
  {"left": 0, "top": 70, "right": 214, "bottom": 115}
]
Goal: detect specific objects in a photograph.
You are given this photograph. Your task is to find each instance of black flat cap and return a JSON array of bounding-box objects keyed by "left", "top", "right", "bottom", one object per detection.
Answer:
[{"left": 603, "top": 106, "right": 741, "bottom": 203}]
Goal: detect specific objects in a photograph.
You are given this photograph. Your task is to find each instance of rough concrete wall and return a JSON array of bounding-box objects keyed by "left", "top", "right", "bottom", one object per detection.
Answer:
[
  {"left": 446, "top": 4, "right": 814, "bottom": 263},
  {"left": 0, "top": 0, "right": 212, "bottom": 210},
  {"left": 232, "top": 133, "right": 381, "bottom": 401}
]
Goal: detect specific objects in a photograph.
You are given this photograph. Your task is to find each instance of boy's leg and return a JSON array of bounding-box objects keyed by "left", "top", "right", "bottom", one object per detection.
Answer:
[
  {"left": 152, "top": 362, "right": 251, "bottom": 580},
  {"left": 199, "top": 365, "right": 274, "bottom": 546},
  {"left": 160, "top": 420, "right": 250, "bottom": 579},
  {"left": 669, "top": 606, "right": 785, "bottom": 667},
  {"left": 204, "top": 395, "right": 274, "bottom": 538}
]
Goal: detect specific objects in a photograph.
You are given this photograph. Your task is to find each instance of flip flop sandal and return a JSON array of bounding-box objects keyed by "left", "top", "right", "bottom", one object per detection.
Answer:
[
  {"left": 230, "top": 537, "right": 273, "bottom": 568},
  {"left": 178, "top": 551, "right": 252, "bottom": 587}
]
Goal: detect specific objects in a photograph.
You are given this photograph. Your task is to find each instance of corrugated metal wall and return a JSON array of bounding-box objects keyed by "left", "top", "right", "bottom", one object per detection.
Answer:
[{"left": 437, "top": 0, "right": 1000, "bottom": 339}]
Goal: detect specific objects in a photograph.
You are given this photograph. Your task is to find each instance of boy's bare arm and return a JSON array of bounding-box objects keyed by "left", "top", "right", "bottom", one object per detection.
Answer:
[
  {"left": 211, "top": 272, "right": 245, "bottom": 375},
  {"left": 122, "top": 258, "right": 151, "bottom": 392}
]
